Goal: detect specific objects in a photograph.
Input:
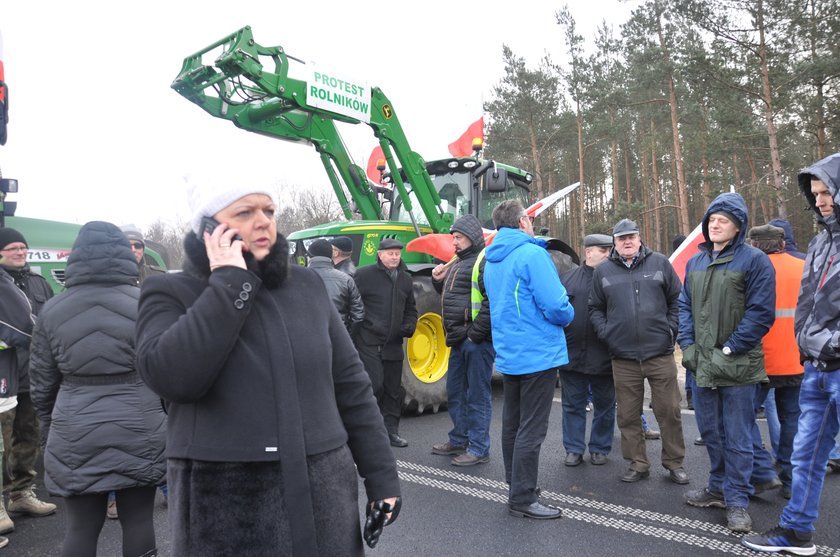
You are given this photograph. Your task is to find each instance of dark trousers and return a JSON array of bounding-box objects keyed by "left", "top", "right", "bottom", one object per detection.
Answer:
[
  {"left": 61, "top": 486, "right": 156, "bottom": 557},
  {"left": 502, "top": 369, "right": 557, "bottom": 506},
  {"left": 356, "top": 343, "right": 404, "bottom": 434},
  {"left": 0, "top": 391, "right": 39, "bottom": 494},
  {"left": 559, "top": 370, "right": 615, "bottom": 456}
]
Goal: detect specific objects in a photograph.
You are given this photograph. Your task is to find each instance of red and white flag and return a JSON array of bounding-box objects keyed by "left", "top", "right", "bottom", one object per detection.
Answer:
[
  {"left": 448, "top": 117, "right": 484, "bottom": 157},
  {"left": 669, "top": 223, "right": 704, "bottom": 283}
]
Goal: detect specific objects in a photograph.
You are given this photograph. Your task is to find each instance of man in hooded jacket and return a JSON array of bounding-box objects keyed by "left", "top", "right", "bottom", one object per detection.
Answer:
[
  {"left": 742, "top": 152, "right": 840, "bottom": 555},
  {"left": 679, "top": 192, "right": 779, "bottom": 533},
  {"left": 430, "top": 215, "right": 493, "bottom": 467}
]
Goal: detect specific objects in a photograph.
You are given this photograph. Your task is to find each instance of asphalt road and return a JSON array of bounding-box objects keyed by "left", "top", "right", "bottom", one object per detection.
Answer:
[{"left": 6, "top": 382, "right": 840, "bottom": 557}]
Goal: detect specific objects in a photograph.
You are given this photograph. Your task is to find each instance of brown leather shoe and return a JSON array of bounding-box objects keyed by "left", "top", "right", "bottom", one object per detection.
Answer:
[
  {"left": 451, "top": 453, "right": 489, "bottom": 467},
  {"left": 432, "top": 442, "right": 466, "bottom": 456},
  {"left": 621, "top": 468, "right": 650, "bottom": 483}
]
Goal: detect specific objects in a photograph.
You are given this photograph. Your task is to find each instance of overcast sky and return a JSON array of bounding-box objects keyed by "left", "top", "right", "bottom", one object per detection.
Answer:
[{"left": 1, "top": 0, "right": 636, "bottom": 230}]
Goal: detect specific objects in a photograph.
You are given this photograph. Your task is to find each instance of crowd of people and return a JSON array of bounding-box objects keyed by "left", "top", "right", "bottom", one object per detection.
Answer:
[{"left": 0, "top": 152, "right": 837, "bottom": 555}]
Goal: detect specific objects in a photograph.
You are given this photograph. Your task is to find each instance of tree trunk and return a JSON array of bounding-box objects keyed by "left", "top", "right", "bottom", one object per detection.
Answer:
[
  {"left": 576, "top": 101, "right": 586, "bottom": 238},
  {"left": 755, "top": 0, "right": 786, "bottom": 218},
  {"left": 650, "top": 120, "right": 662, "bottom": 250},
  {"left": 641, "top": 147, "right": 651, "bottom": 242},
  {"left": 623, "top": 137, "right": 633, "bottom": 205},
  {"left": 655, "top": 1, "right": 690, "bottom": 235},
  {"left": 527, "top": 120, "right": 545, "bottom": 201},
  {"left": 808, "top": 0, "right": 826, "bottom": 160}
]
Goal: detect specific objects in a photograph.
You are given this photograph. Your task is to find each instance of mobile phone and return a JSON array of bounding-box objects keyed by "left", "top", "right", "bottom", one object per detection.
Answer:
[{"left": 200, "top": 217, "right": 242, "bottom": 243}]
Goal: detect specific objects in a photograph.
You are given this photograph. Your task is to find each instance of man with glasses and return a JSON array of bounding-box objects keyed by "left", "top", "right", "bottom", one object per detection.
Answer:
[
  {"left": 0, "top": 228, "right": 56, "bottom": 529},
  {"left": 121, "top": 225, "right": 165, "bottom": 285},
  {"left": 483, "top": 200, "right": 574, "bottom": 519}
]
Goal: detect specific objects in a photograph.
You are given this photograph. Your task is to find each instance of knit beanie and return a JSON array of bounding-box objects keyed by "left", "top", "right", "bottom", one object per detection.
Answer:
[
  {"left": 0, "top": 228, "right": 27, "bottom": 250},
  {"left": 120, "top": 224, "right": 144, "bottom": 243},
  {"left": 188, "top": 182, "right": 279, "bottom": 235},
  {"left": 308, "top": 239, "right": 333, "bottom": 258}
]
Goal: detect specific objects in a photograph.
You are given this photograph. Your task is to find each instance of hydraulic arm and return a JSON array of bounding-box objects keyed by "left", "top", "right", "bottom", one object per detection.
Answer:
[{"left": 172, "top": 26, "right": 453, "bottom": 232}]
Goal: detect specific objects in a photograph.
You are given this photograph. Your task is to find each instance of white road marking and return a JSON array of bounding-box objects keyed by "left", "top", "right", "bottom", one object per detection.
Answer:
[{"left": 396, "top": 460, "right": 840, "bottom": 557}]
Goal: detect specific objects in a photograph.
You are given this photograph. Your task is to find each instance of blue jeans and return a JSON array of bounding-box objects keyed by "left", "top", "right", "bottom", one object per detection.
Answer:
[
  {"left": 780, "top": 363, "right": 840, "bottom": 533},
  {"left": 559, "top": 370, "right": 615, "bottom": 455},
  {"left": 694, "top": 383, "right": 769, "bottom": 508},
  {"left": 752, "top": 385, "right": 782, "bottom": 486},
  {"left": 446, "top": 339, "right": 495, "bottom": 458},
  {"left": 759, "top": 384, "right": 801, "bottom": 487}
]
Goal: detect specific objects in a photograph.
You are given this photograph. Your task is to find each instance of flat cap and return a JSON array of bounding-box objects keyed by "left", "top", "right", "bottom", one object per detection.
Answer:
[
  {"left": 748, "top": 224, "right": 785, "bottom": 242},
  {"left": 378, "top": 238, "right": 404, "bottom": 251},
  {"left": 584, "top": 233, "right": 614, "bottom": 248},
  {"left": 613, "top": 218, "right": 640, "bottom": 237},
  {"left": 330, "top": 236, "right": 353, "bottom": 253}
]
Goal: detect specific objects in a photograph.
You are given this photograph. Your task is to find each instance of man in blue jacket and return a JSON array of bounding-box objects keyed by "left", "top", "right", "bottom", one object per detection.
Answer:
[
  {"left": 589, "top": 219, "right": 688, "bottom": 485},
  {"left": 483, "top": 200, "right": 574, "bottom": 520},
  {"left": 679, "top": 192, "right": 778, "bottom": 533}
]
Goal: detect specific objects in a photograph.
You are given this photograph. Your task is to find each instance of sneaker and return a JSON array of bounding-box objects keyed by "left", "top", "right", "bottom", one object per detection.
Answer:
[
  {"left": 644, "top": 429, "right": 661, "bottom": 440},
  {"left": 726, "top": 507, "right": 752, "bottom": 533},
  {"left": 684, "top": 488, "right": 726, "bottom": 508},
  {"left": 8, "top": 487, "right": 57, "bottom": 517},
  {"left": 827, "top": 459, "right": 840, "bottom": 473},
  {"left": 431, "top": 442, "right": 467, "bottom": 456},
  {"left": 0, "top": 536, "right": 7, "bottom": 549},
  {"left": 107, "top": 500, "right": 119, "bottom": 520},
  {"left": 741, "top": 525, "right": 816, "bottom": 556},
  {"left": 0, "top": 504, "right": 13, "bottom": 535}
]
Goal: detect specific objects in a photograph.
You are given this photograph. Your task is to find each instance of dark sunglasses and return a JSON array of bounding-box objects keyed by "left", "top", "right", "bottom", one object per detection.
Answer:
[{"left": 129, "top": 242, "right": 145, "bottom": 250}]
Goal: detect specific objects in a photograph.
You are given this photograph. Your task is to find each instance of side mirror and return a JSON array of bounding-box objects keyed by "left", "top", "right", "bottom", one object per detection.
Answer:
[{"left": 486, "top": 167, "right": 507, "bottom": 193}]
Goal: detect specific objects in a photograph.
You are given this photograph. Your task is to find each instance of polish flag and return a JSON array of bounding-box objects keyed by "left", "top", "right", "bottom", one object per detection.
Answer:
[
  {"left": 669, "top": 223, "right": 704, "bottom": 283},
  {"left": 448, "top": 117, "right": 484, "bottom": 158},
  {"left": 366, "top": 145, "right": 385, "bottom": 183}
]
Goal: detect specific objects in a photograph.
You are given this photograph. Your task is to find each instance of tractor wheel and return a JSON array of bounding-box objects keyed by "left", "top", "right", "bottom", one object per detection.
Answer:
[{"left": 401, "top": 275, "right": 450, "bottom": 414}]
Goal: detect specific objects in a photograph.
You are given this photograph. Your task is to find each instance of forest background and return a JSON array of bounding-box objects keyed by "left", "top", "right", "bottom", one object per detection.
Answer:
[{"left": 144, "top": 0, "right": 839, "bottom": 266}]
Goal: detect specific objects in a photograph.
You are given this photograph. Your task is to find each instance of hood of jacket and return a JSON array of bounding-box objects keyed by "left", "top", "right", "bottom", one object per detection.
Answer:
[
  {"left": 182, "top": 231, "right": 289, "bottom": 289},
  {"left": 700, "top": 192, "right": 749, "bottom": 251},
  {"left": 450, "top": 214, "right": 485, "bottom": 258},
  {"left": 485, "top": 227, "right": 546, "bottom": 263},
  {"left": 767, "top": 218, "right": 804, "bottom": 255},
  {"left": 64, "top": 221, "right": 139, "bottom": 288},
  {"left": 798, "top": 152, "right": 840, "bottom": 227}
]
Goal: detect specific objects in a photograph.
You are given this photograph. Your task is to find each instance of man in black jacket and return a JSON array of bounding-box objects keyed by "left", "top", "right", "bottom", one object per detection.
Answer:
[
  {"left": 430, "top": 215, "right": 494, "bottom": 466},
  {"left": 307, "top": 239, "right": 365, "bottom": 334},
  {"left": 559, "top": 233, "right": 615, "bottom": 467},
  {"left": 0, "top": 228, "right": 56, "bottom": 524},
  {"left": 589, "top": 219, "right": 688, "bottom": 485},
  {"left": 354, "top": 239, "right": 418, "bottom": 447}
]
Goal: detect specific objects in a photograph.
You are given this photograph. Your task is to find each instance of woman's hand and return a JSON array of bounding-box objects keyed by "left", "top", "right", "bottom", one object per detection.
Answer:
[{"left": 204, "top": 222, "right": 246, "bottom": 271}]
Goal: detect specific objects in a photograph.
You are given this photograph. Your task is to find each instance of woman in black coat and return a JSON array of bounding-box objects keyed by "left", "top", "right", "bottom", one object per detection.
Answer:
[
  {"left": 29, "top": 221, "right": 166, "bottom": 557},
  {"left": 135, "top": 184, "right": 401, "bottom": 556}
]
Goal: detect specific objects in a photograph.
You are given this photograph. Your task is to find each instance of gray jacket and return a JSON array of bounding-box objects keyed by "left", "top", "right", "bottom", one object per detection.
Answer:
[
  {"left": 308, "top": 256, "right": 365, "bottom": 333},
  {"left": 29, "top": 221, "right": 165, "bottom": 496},
  {"left": 795, "top": 153, "right": 840, "bottom": 371}
]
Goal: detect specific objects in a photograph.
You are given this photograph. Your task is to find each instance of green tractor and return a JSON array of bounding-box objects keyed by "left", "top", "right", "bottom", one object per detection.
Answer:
[{"left": 172, "top": 27, "right": 578, "bottom": 412}]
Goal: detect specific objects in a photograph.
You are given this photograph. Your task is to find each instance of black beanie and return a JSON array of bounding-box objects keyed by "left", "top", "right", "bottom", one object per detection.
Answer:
[
  {"left": 308, "top": 239, "right": 334, "bottom": 258},
  {"left": 0, "top": 228, "right": 27, "bottom": 250}
]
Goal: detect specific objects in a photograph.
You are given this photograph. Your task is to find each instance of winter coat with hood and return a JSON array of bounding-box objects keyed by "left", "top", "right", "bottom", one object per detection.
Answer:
[
  {"left": 29, "top": 221, "right": 166, "bottom": 497},
  {"left": 353, "top": 257, "right": 417, "bottom": 360},
  {"left": 677, "top": 192, "right": 775, "bottom": 388},
  {"left": 795, "top": 152, "right": 840, "bottom": 372},
  {"left": 307, "top": 255, "right": 365, "bottom": 334},
  {"left": 483, "top": 226, "right": 574, "bottom": 374},
  {"left": 589, "top": 243, "right": 681, "bottom": 362},
  {"left": 433, "top": 214, "right": 492, "bottom": 347}
]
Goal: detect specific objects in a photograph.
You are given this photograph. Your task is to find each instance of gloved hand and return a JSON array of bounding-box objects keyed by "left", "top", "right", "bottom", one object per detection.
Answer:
[{"left": 363, "top": 497, "right": 401, "bottom": 548}]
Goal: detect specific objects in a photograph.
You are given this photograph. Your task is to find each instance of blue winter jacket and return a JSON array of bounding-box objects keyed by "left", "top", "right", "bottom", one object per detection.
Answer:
[{"left": 483, "top": 227, "right": 574, "bottom": 375}]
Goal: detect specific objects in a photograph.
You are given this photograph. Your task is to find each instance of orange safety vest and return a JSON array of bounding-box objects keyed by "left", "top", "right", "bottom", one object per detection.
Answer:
[{"left": 763, "top": 252, "right": 805, "bottom": 375}]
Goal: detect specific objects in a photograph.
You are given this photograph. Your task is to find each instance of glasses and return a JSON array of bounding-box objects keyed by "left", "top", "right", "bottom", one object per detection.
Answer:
[
  {"left": 129, "top": 242, "right": 145, "bottom": 250},
  {"left": 0, "top": 246, "right": 27, "bottom": 253}
]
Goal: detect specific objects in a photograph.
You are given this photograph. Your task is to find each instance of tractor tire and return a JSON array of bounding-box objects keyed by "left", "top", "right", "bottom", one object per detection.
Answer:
[{"left": 401, "top": 274, "right": 450, "bottom": 414}]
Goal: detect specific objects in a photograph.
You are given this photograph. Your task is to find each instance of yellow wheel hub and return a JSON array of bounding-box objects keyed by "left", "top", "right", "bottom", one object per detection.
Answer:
[{"left": 407, "top": 312, "right": 450, "bottom": 384}]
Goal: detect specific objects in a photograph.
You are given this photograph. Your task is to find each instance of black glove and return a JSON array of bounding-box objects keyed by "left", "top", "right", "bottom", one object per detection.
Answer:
[{"left": 363, "top": 497, "right": 401, "bottom": 549}]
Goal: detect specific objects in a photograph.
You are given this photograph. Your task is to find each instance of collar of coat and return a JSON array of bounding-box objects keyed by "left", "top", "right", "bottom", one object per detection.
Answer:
[{"left": 182, "top": 231, "right": 289, "bottom": 289}]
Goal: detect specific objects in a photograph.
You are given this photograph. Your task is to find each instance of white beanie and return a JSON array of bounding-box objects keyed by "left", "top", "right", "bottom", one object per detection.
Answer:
[{"left": 188, "top": 182, "right": 279, "bottom": 235}]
